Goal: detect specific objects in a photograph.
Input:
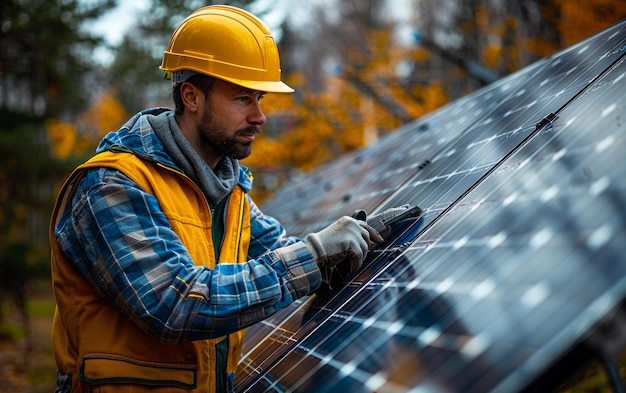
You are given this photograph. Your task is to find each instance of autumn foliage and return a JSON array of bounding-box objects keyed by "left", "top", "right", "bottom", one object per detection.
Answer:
[
  {"left": 45, "top": 0, "right": 626, "bottom": 204},
  {"left": 242, "top": 0, "right": 625, "bottom": 202},
  {"left": 46, "top": 90, "right": 128, "bottom": 159}
]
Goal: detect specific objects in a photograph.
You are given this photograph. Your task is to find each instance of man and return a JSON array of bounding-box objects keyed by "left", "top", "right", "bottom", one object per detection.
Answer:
[{"left": 50, "top": 5, "right": 404, "bottom": 393}]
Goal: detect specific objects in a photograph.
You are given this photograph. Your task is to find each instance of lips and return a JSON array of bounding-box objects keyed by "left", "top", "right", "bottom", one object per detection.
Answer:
[
  {"left": 238, "top": 133, "right": 256, "bottom": 142},
  {"left": 237, "top": 126, "right": 260, "bottom": 142}
]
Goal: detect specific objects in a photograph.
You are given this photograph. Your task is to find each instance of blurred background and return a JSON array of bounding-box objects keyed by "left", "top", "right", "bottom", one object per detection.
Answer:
[{"left": 0, "top": 0, "right": 624, "bottom": 391}]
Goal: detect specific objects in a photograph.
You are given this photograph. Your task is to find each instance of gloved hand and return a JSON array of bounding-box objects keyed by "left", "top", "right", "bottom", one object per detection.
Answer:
[
  {"left": 362, "top": 204, "right": 412, "bottom": 238},
  {"left": 305, "top": 216, "right": 384, "bottom": 273}
]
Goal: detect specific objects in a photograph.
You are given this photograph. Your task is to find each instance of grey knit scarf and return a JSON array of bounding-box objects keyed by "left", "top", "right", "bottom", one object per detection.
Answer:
[{"left": 148, "top": 111, "right": 239, "bottom": 205}]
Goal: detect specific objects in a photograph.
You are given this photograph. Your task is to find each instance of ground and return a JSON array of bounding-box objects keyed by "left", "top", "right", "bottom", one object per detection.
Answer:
[{"left": 0, "top": 279, "right": 56, "bottom": 393}]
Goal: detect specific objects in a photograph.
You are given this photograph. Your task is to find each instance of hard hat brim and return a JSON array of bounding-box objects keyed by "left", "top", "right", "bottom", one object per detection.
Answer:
[
  {"left": 166, "top": 68, "right": 295, "bottom": 93},
  {"left": 223, "top": 77, "right": 295, "bottom": 94}
]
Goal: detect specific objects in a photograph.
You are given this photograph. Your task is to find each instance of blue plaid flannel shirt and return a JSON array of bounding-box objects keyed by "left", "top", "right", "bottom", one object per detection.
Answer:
[{"left": 54, "top": 108, "right": 321, "bottom": 342}]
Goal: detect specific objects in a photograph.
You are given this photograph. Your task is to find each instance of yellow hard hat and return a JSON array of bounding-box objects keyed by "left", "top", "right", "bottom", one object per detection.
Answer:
[{"left": 160, "top": 5, "right": 294, "bottom": 93}]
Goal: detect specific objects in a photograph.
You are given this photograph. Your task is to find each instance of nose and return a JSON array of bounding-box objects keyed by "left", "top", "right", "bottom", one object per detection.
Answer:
[{"left": 248, "top": 100, "right": 266, "bottom": 125}]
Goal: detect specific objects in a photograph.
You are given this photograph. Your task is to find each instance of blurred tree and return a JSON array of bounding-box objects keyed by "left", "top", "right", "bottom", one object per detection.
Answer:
[
  {"left": 0, "top": 0, "right": 115, "bottom": 354},
  {"left": 47, "top": 89, "right": 128, "bottom": 159},
  {"left": 414, "top": 0, "right": 626, "bottom": 95},
  {"left": 552, "top": 0, "right": 626, "bottom": 45},
  {"left": 243, "top": 0, "right": 449, "bottom": 202},
  {"left": 99, "top": 0, "right": 626, "bottom": 205},
  {"left": 0, "top": 0, "right": 116, "bottom": 116}
]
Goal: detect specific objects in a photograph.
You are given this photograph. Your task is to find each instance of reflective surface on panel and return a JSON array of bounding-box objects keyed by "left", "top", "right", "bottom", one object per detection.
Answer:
[{"left": 236, "top": 21, "right": 626, "bottom": 393}]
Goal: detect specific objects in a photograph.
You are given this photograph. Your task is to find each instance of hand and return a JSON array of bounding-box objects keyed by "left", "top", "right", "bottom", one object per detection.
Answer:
[{"left": 305, "top": 216, "right": 383, "bottom": 273}]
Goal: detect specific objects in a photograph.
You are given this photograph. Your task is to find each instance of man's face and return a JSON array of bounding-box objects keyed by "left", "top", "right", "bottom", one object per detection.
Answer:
[{"left": 197, "top": 79, "right": 267, "bottom": 161}]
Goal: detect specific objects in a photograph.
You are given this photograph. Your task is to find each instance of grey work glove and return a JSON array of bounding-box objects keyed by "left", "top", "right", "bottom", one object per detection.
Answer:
[
  {"left": 305, "top": 216, "right": 384, "bottom": 273},
  {"left": 363, "top": 204, "right": 411, "bottom": 238}
]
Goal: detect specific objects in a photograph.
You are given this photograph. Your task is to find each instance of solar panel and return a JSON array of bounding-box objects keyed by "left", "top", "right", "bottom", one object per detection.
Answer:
[{"left": 236, "top": 21, "right": 626, "bottom": 392}]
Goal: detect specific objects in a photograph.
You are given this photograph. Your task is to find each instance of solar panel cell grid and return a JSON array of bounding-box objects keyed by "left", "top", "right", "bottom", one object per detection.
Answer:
[{"left": 236, "top": 20, "right": 626, "bottom": 392}]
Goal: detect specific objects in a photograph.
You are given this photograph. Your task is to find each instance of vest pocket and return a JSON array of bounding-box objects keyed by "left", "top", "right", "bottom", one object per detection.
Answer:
[{"left": 80, "top": 354, "right": 197, "bottom": 389}]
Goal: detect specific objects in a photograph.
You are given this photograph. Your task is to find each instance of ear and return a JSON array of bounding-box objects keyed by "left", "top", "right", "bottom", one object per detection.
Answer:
[{"left": 180, "top": 82, "right": 203, "bottom": 113}]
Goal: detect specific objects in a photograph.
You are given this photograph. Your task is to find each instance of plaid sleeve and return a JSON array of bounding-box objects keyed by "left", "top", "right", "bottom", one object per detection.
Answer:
[
  {"left": 55, "top": 167, "right": 320, "bottom": 343},
  {"left": 247, "top": 197, "right": 305, "bottom": 257}
]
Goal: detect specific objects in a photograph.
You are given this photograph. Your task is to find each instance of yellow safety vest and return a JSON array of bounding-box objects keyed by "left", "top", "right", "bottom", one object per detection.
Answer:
[{"left": 50, "top": 151, "right": 250, "bottom": 392}]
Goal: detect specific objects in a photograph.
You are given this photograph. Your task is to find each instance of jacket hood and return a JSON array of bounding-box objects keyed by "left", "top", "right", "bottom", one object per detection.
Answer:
[{"left": 96, "top": 107, "right": 253, "bottom": 192}]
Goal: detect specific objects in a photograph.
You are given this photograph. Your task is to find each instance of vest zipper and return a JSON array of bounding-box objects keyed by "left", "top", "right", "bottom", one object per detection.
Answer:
[{"left": 234, "top": 191, "right": 246, "bottom": 262}]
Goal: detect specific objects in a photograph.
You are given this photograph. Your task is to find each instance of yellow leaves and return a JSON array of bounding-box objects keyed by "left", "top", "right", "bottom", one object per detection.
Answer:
[
  {"left": 411, "top": 47, "right": 431, "bottom": 63},
  {"left": 554, "top": 0, "right": 626, "bottom": 45},
  {"left": 261, "top": 90, "right": 298, "bottom": 117},
  {"left": 245, "top": 26, "right": 450, "bottom": 188},
  {"left": 46, "top": 90, "right": 128, "bottom": 160},
  {"left": 241, "top": 134, "right": 286, "bottom": 169},
  {"left": 248, "top": 72, "right": 449, "bottom": 184},
  {"left": 526, "top": 0, "right": 626, "bottom": 58},
  {"left": 80, "top": 90, "right": 127, "bottom": 140},
  {"left": 284, "top": 118, "right": 337, "bottom": 170},
  {"left": 526, "top": 37, "right": 559, "bottom": 59},
  {"left": 46, "top": 118, "right": 78, "bottom": 159},
  {"left": 422, "top": 83, "right": 448, "bottom": 114}
]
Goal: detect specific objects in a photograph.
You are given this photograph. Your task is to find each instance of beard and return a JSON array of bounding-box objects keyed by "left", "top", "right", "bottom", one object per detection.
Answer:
[{"left": 197, "top": 110, "right": 260, "bottom": 160}]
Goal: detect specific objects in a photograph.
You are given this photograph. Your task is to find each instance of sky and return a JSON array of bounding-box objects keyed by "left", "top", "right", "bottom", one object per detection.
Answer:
[
  {"left": 88, "top": 0, "right": 149, "bottom": 64},
  {"left": 90, "top": 0, "right": 149, "bottom": 46},
  {"left": 86, "top": 0, "right": 323, "bottom": 64},
  {"left": 87, "top": 0, "right": 414, "bottom": 64},
  {"left": 89, "top": 0, "right": 313, "bottom": 43}
]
